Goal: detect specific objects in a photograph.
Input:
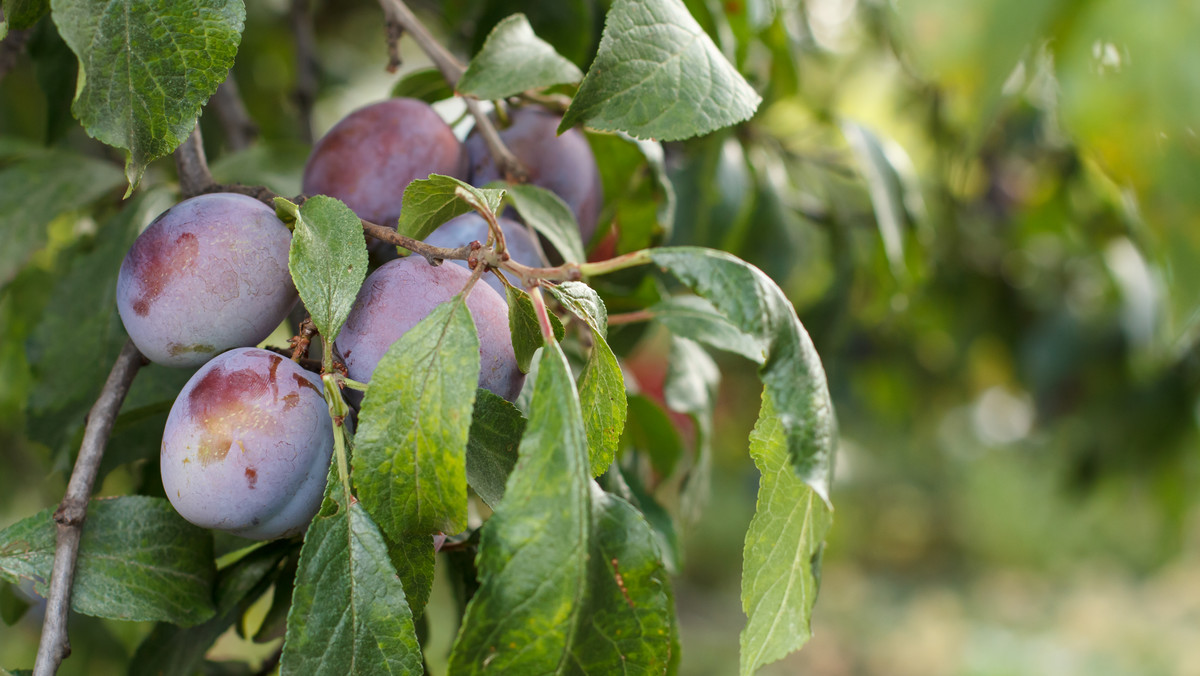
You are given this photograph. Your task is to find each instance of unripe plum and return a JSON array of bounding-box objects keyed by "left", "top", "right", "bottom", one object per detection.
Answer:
[
  {"left": 303, "top": 98, "right": 469, "bottom": 227},
  {"left": 423, "top": 213, "right": 541, "bottom": 295},
  {"left": 335, "top": 257, "right": 524, "bottom": 401},
  {"left": 116, "top": 193, "right": 298, "bottom": 367},
  {"left": 465, "top": 105, "right": 603, "bottom": 245},
  {"left": 161, "top": 348, "right": 334, "bottom": 540}
]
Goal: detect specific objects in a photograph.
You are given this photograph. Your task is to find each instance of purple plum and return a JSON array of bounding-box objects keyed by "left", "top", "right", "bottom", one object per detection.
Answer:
[
  {"left": 116, "top": 193, "right": 298, "bottom": 367},
  {"left": 160, "top": 348, "right": 334, "bottom": 540},
  {"left": 303, "top": 98, "right": 469, "bottom": 228},
  {"left": 335, "top": 256, "right": 524, "bottom": 401}
]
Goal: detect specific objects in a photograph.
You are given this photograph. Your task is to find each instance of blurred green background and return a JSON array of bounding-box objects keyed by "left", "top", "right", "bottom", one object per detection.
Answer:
[{"left": 3, "top": 0, "right": 1200, "bottom": 673}]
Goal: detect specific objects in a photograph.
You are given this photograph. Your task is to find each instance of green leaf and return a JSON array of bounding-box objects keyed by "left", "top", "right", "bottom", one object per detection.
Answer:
[
  {"left": 624, "top": 393, "right": 684, "bottom": 478},
  {"left": 391, "top": 68, "right": 455, "bottom": 103},
  {"left": 651, "top": 294, "right": 765, "bottom": 363},
  {"left": 287, "top": 195, "right": 369, "bottom": 343},
  {"left": 602, "top": 463, "right": 681, "bottom": 575},
  {"left": 586, "top": 132, "right": 675, "bottom": 252},
  {"left": 546, "top": 280, "right": 607, "bottom": 335},
  {"left": 458, "top": 13, "right": 582, "bottom": 100},
  {"left": 560, "top": 0, "right": 761, "bottom": 141},
  {"left": 546, "top": 282, "right": 626, "bottom": 476},
  {"left": 503, "top": 183, "right": 587, "bottom": 263},
  {"left": 448, "top": 343, "right": 591, "bottom": 674},
  {"left": 650, "top": 247, "right": 836, "bottom": 503},
  {"left": 569, "top": 485, "right": 677, "bottom": 672},
  {"left": 465, "top": 388, "right": 527, "bottom": 509},
  {"left": 3, "top": 0, "right": 47, "bottom": 30},
  {"left": 280, "top": 497, "right": 423, "bottom": 675},
  {"left": 394, "top": 174, "right": 505, "bottom": 240},
  {"left": 0, "top": 150, "right": 124, "bottom": 286},
  {"left": 49, "top": 0, "right": 246, "bottom": 188},
  {"left": 505, "top": 285, "right": 564, "bottom": 373},
  {"left": 664, "top": 336, "right": 719, "bottom": 521},
  {"left": 355, "top": 296, "right": 479, "bottom": 537},
  {"left": 0, "top": 496, "right": 215, "bottom": 625},
  {"left": 131, "top": 542, "right": 293, "bottom": 676},
  {"left": 385, "top": 533, "right": 435, "bottom": 619},
  {"left": 739, "top": 392, "right": 833, "bottom": 676}
]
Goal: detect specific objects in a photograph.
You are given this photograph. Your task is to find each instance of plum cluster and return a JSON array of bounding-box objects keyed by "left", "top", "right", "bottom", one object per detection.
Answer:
[
  {"left": 117, "top": 192, "right": 333, "bottom": 541},
  {"left": 122, "top": 98, "right": 595, "bottom": 541}
]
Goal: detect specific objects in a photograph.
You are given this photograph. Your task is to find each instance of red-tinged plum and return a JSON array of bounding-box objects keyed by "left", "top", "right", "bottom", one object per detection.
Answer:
[
  {"left": 160, "top": 348, "right": 334, "bottom": 540},
  {"left": 423, "top": 213, "right": 541, "bottom": 295},
  {"left": 303, "top": 98, "right": 469, "bottom": 228},
  {"left": 335, "top": 257, "right": 524, "bottom": 401},
  {"left": 465, "top": 105, "right": 603, "bottom": 245},
  {"left": 116, "top": 193, "right": 298, "bottom": 368}
]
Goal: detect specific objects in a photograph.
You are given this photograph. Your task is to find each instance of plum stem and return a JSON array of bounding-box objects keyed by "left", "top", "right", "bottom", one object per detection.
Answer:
[
  {"left": 529, "top": 285, "right": 556, "bottom": 344},
  {"left": 32, "top": 340, "right": 146, "bottom": 676},
  {"left": 341, "top": 377, "right": 370, "bottom": 392},
  {"left": 323, "top": 374, "right": 354, "bottom": 497},
  {"left": 376, "top": 0, "right": 529, "bottom": 183}
]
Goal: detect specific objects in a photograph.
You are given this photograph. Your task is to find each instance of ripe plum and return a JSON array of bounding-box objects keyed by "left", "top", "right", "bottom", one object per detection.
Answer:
[
  {"left": 160, "top": 348, "right": 334, "bottom": 540},
  {"left": 335, "top": 257, "right": 523, "bottom": 401},
  {"left": 116, "top": 193, "right": 297, "bottom": 367}
]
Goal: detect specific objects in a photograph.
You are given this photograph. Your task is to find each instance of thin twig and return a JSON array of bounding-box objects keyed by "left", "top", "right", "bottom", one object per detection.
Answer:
[
  {"left": 174, "top": 124, "right": 215, "bottom": 198},
  {"left": 375, "top": 0, "right": 528, "bottom": 182},
  {"left": 33, "top": 341, "right": 146, "bottom": 676},
  {"left": 209, "top": 71, "right": 259, "bottom": 151},
  {"left": 528, "top": 285, "right": 555, "bottom": 343},
  {"left": 290, "top": 0, "right": 318, "bottom": 144}
]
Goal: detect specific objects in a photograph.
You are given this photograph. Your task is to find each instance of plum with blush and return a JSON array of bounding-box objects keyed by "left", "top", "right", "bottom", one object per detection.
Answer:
[
  {"left": 116, "top": 193, "right": 298, "bottom": 367},
  {"left": 160, "top": 348, "right": 334, "bottom": 540},
  {"left": 303, "top": 98, "right": 469, "bottom": 228}
]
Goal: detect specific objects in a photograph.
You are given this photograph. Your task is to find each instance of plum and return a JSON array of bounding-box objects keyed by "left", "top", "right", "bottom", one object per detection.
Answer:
[
  {"left": 335, "top": 256, "right": 524, "bottom": 401},
  {"left": 465, "top": 105, "right": 603, "bottom": 245},
  {"left": 160, "top": 348, "right": 334, "bottom": 540},
  {"left": 423, "top": 213, "right": 542, "bottom": 295},
  {"left": 116, "top": 193, "right": 298, "bottom": 368},
  {"left": 303, "top": 98, "right": 469, "bottom": 228}
]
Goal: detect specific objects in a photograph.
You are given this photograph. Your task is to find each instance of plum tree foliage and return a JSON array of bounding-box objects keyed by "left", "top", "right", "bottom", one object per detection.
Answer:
[{"left": 0, "top": 1, "right": 835, "bottom": 675}]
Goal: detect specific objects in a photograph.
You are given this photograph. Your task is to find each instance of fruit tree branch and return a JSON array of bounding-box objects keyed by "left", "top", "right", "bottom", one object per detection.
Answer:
[
  {"left": 175, "top": 124, "right": 216, "bottom": 198},
  {"left": 375, "top": 0, "right": 528, "bottom": 182},
  {"left": 33, "top": 340, "right": 146, "bottom": 676}
]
